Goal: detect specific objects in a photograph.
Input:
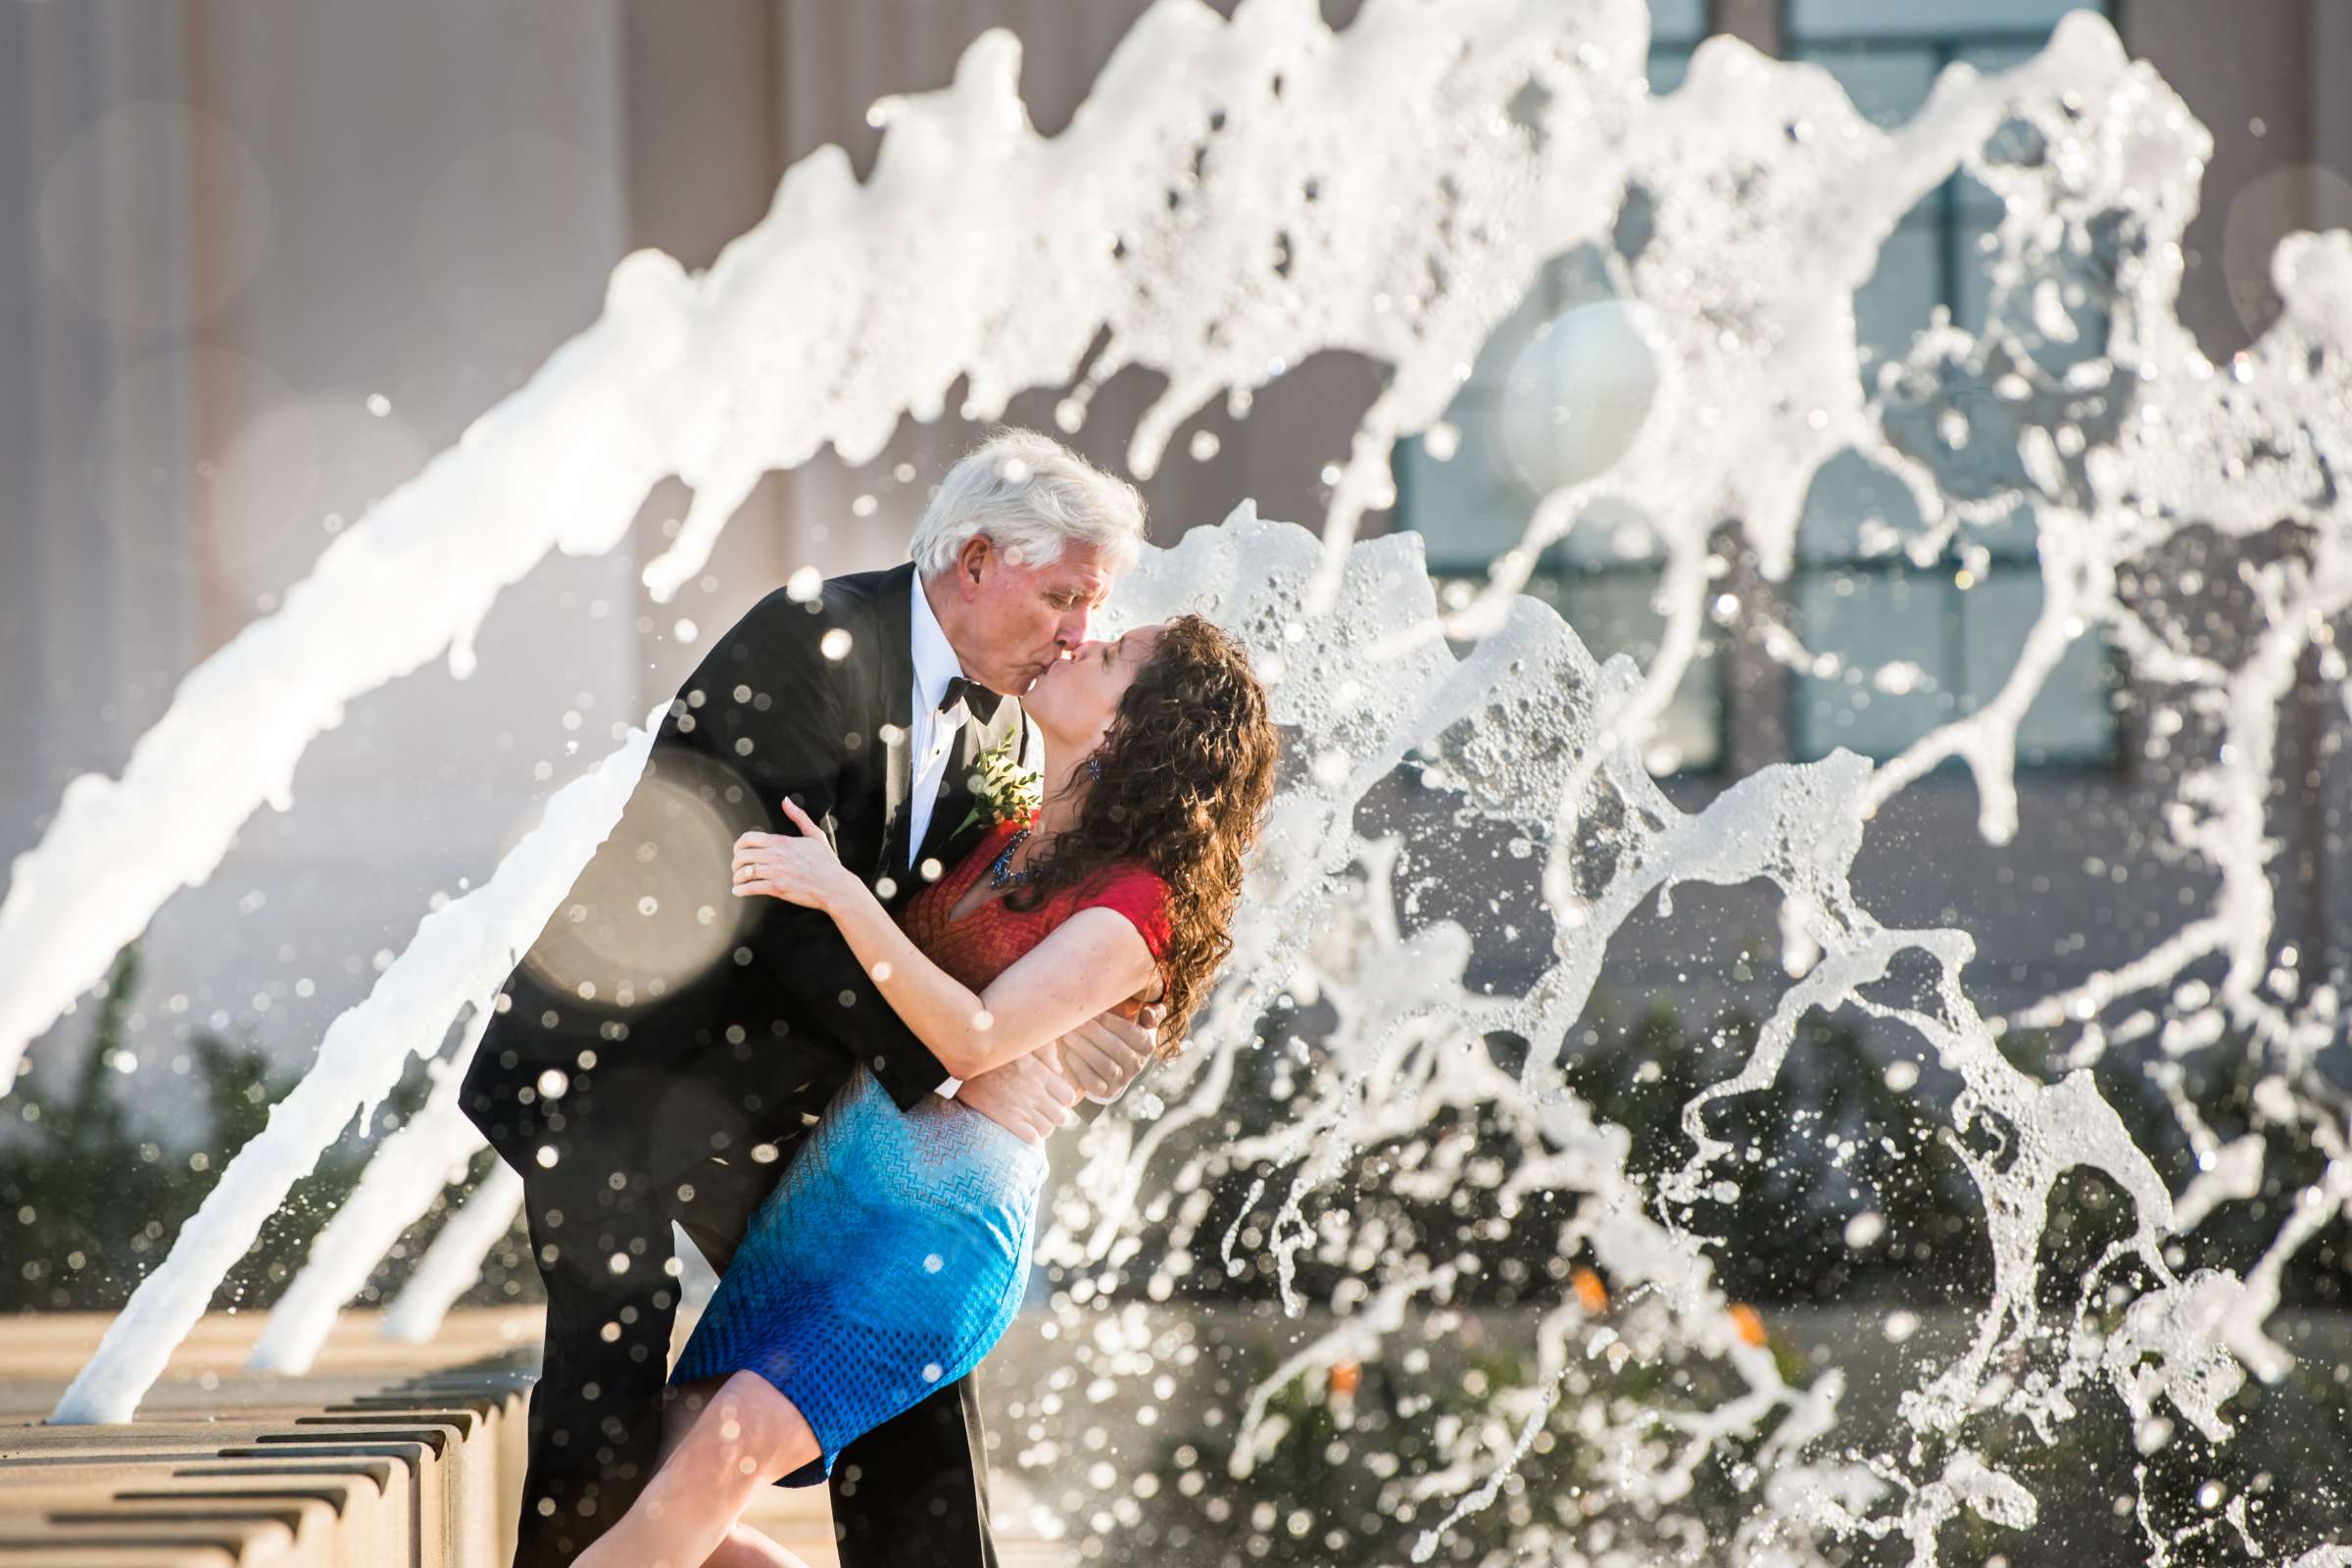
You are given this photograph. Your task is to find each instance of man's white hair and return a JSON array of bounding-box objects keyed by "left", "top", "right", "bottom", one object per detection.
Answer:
[{"left": 908, "top": 427, "right": 1147, "bottom": 579}]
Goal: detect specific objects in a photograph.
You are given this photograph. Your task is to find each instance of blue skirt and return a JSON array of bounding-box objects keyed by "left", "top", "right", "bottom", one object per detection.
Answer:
[{"left": 667, "top": 1067, "right": 1049, "bottom": 1485}]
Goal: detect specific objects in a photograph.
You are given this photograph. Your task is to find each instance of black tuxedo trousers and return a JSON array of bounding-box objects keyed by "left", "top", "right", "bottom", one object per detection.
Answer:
[{"left": 460, "top": 564, "right": 1024, "bottom": 1567}]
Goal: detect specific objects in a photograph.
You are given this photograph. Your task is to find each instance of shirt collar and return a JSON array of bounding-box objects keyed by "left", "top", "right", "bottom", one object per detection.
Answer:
[{"left": 908, "top": 573, "right": 966, "bottom": 717}]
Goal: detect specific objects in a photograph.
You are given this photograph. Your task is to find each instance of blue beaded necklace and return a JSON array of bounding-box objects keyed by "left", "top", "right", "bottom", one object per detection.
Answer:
[{"left": 988, "top": 826, "right": 1035, "bottom": 890}]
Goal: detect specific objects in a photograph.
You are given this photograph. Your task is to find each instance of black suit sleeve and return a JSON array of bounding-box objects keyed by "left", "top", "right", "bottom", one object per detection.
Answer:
[{"left": 664, "top": 589, "right": 954, "bottom": 1109}]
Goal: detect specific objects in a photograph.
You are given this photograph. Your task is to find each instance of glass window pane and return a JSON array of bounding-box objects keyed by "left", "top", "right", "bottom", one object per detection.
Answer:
[
  {"left": 1957, "top": 41, "right": 2047, "bottom": 78},
  {"left": 1417, "top": 563, "right": 1725, "bottom": 774},
  {"left": 1796, "top": 452, "right": 1929, "bottom": 566},
  {"left": 2031, "top": 292, "right": 2111, "bottom": 378},
  {"left": 1952, "top": 206, "right": 1999, "bottom": 336},
  {"left": 1953, "top": 169, "right": 2005, "bottom": 219},
  {"left": 1460, "top": 290, "right": 1550, "bottom": 401},
  {"left": 1791, "top": 572, "right": 1958, "bottom": 760},
  {"left": 1396, "top": 401, "right": 1525, "bottom": 570},
  {"left": 1535, "top": 243, "right": 1617, "bottom": 316},
  {"left": 1788, "top": 0, "right": 2101, "bottom": 40},
  {"left": 1857, "top": 220, "right": 1944, "bottom": 367},
  {"left": 1965, "top": 498, "right": 2038, "bottom": 561},
  {"left": 1794, "top": 44, "right": 1938, "bottom": 129},
  {"left": 1398, "top": 254, "right": 1665, "bottom": 575},
  {"left": 1545, "top": 570, "right": 1725, "bottom": 771},
  {"left": 1782, "top": 1, "right": 2116, "bottom": 776},
  {"left": 1445, "top": 244, "right": 1617, "bottom": 407},
  {"left": 1960, "top": 570, "right": 2119, "bottom": 763},
  {"left": 1650, "top": 0, "right": 1707, "bottom": 44},
  {"left": 1550, "top": 494, "right": 1666, "bottom": 570},
  {"left": 1649, "top": 44, "right": 1694, "bottom": 95}
]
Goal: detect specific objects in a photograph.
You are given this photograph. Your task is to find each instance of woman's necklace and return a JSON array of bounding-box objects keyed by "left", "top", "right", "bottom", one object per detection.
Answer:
[{"left": 988, "top": 826, "right": 1035, "bottom": 890}]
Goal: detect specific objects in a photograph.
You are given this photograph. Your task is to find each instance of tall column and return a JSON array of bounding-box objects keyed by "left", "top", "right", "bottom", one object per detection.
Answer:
[{"left": 0, "top": 0, "right": 202, "bottom": 873}]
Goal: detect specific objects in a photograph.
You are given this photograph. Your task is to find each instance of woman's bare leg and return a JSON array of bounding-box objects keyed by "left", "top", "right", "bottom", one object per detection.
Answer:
[
  {"left": 572, "top": 1371, "right": 821, "bottom": 1568},
  {"left": 646, "top": 1382, "right": 813, "bottom": 1568},
  {"left": 704, "top": 1521, "right": 813, "bottom": 1568},
  {"left": 633, "top": 1382, "right": 813, "bottom": 1568}
]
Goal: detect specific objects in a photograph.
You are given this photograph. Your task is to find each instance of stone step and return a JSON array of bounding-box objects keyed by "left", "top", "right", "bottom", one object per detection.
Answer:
[
  {"left": 0, "top": 1309, "right": 1073, "bottom": 1567},
  {"left": 0, "top": 1398, "right": 522, "bottom": 1566},
  {"left": 0, "top": 1311, "right": 534, "bottom": 1567},
  {"left": 0, "top": 1463, "right": 393, "bottom": 1568}
]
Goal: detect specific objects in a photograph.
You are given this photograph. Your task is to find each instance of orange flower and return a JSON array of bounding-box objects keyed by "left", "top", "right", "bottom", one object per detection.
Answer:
[
  {"left": 1328, "top": 1359, "right": 1362, "bottom": 1397},
  {"left": 1728, "top": 1302, "right": 1767, "bottom": 1347},
  {"left": 1570, "top": 1266, "right": 1609, "bottom": 1314}
]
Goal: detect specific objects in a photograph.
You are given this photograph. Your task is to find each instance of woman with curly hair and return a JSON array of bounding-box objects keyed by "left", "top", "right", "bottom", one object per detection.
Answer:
[{"left": 576, "top": 612, "right": 1277, "bottom": 1568}]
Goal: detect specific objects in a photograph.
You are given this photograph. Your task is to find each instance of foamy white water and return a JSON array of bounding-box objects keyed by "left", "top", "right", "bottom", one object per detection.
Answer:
[{"left": 22, "top": 0, "right": 2352, "bottom": 1558}]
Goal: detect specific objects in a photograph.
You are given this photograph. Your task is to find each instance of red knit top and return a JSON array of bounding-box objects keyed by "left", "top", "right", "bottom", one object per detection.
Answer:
[{"left": 900, "top": 817, "right": 1174, "bottom": 1002}]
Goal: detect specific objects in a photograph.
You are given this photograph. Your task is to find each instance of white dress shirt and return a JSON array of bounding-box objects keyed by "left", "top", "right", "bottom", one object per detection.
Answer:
[
  {"left": 906, "top": 577, "right": 968, "bottom": 865},
  {"left": 906, "top": 577, "right": 968, "bottom": 1098}
]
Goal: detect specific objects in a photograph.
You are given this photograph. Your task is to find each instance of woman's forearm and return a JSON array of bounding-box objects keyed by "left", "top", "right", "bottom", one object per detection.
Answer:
[
  {"left": 817, "top": 878, "right": 1000, "bottom": 1078},
  {"left": 811, "top": 872, "right": 1156, "bottom": 1082},
  {"left": 738, "top": 802, "right": 1146, "bottom": 1076}
]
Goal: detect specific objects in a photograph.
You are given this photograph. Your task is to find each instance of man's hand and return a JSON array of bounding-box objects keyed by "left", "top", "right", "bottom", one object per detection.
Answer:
[
  {"left": 1056, "top": 1005, "right": 1164, "bottom": 1104},
  {"left": 954, "top": 1053, "right": 1082, "bottom": 1145}
]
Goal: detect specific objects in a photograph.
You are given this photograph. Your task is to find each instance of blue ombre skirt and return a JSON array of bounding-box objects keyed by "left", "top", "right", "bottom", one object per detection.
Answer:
[{"left": 667, "top": 1067, "right": 1049, "bottom": 1484}]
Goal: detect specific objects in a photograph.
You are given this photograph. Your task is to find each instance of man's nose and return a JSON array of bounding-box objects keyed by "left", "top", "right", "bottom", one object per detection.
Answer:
[{"left": 1057, "top": 606, "right": 1094, "bottom": 649}]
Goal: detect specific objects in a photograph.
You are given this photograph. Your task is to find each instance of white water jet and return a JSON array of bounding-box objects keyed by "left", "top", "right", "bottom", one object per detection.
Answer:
[
  {"left": 378, "top": 1161, "right": 525, "bottom": 1346},
  {"left": 248, "top": 1029, "right": 493, "bottom": 1374}
]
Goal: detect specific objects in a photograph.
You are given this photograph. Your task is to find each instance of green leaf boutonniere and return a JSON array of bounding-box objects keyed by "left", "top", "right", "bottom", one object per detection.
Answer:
[{"left": 956, "top": 728, "right": 1042, "bottom": 836}]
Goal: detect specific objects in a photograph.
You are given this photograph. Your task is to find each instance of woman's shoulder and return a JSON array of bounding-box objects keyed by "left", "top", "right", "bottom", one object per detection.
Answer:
[
  {"left": 1066, "top": 854, "right": 1169, "bottom": 901},
  {"left": 1063, "top": 859, "right": 1174, "bottom": 956}
]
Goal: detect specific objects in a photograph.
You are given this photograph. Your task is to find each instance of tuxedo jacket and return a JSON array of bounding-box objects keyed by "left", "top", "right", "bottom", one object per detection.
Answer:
[{"left": 462, "top": 562, "right": 1042, "bottom": 1188}]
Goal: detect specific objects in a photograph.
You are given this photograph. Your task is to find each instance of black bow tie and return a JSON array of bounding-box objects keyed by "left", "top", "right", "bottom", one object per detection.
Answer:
[{"left": 937, "top": 675, "right": 1003, "bottom": 723}]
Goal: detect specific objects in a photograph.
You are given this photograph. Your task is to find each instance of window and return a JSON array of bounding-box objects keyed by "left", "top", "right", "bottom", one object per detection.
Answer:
[
  {"left": 1394, "top": 1, "right": 1721, "bottom": 777},
  {"left": 1786, "top": 0, "right": 2121, "bottom": 767},
  {"left": 1648, "top": 0, "right": 1704, "bottom": 91}
]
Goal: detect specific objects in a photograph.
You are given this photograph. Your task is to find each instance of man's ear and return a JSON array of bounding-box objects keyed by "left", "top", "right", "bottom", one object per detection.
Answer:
[{"left": 955, "top": 534, "right": 992, "bottom": 597}]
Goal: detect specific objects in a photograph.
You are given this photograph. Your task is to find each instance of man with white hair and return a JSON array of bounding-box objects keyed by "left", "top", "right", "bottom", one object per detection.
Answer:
[{"left": 462, "top": 427, "right": 1157, "bottom": 1568}]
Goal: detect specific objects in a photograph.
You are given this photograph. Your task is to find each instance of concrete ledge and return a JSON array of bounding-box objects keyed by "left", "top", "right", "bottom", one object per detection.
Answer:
[
  {"left": 0, "top": 1312, "right": 534, "bottom": 1567},
  {"left": 0, "top": 1310, "right": 1074, "bottom": 1567}
]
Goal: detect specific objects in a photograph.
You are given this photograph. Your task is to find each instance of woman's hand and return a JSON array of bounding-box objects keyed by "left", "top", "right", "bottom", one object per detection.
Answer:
[{"left": 731, "top": 797, "right": 858, "bottom": 914}]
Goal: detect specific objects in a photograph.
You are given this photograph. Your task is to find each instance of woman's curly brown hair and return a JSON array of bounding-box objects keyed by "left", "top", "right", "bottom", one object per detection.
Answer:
[{"left": 1007, "top": 613, "right": 1278, "bottom": 1048}]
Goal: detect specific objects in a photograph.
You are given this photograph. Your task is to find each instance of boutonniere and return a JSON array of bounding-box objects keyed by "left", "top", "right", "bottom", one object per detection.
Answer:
[{"left": 956, "top": 727, "right": 1042, "bottom": 836}]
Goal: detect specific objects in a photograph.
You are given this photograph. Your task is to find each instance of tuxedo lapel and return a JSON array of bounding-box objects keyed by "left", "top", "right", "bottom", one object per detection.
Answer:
[{"left": 873, "top": 563, "right": 918, "bottom": 884}]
